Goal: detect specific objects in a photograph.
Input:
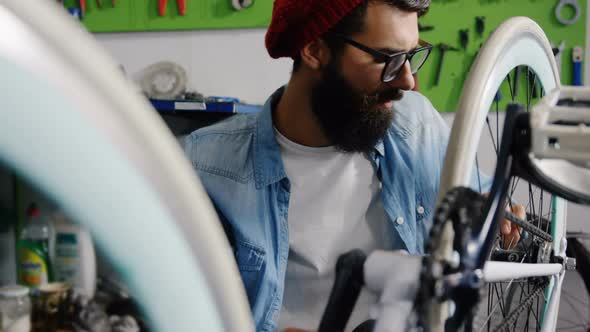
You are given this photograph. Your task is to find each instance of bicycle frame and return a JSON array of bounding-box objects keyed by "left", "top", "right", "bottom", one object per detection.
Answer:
[
  {"left": 447, "top": 100, "right": 590, "bottom": 331},
  {"left": 323, "top": 98, "right": 589, "bottom": 332}
]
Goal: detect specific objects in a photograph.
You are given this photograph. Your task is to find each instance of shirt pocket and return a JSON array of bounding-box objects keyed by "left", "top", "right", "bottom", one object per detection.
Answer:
[
  {"left": 234, "top": 239, "right": 266, "bottom": 307},
  {"left": 415, "top": 193, "right": 434, "bottom": 253}
]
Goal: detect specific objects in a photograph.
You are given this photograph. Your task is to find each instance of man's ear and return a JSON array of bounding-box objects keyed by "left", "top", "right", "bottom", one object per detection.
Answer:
[{"left": 299, "top": 38, "right": 331, "bottom": 71}]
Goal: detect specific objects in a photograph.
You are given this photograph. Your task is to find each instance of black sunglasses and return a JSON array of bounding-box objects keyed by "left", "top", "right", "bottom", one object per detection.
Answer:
[{"left": 326, "top": 32, "right": 433, "bottom": 83}]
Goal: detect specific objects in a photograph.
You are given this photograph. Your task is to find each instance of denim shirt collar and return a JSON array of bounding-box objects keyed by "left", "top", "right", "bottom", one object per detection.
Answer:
[
  {"left": 253, "top": 87, "right": 386, "bottom": 189},
  {"left": 253, "top": 88, "right": 288, "bottom": 189}
]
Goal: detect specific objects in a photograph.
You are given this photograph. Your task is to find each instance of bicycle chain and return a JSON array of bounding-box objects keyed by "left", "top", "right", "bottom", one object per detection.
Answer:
[
  {"left": 416, "top": 187, "right": 485, "bottom": 327},
  {"left": 491, "top": 277, "right": 550, "bottom": 332},
  {"left": 503, "top": 210, "right": 552, "bottom": 242},
  {"left": 415, "top": 187, "right": 554, "bottom": 329}
]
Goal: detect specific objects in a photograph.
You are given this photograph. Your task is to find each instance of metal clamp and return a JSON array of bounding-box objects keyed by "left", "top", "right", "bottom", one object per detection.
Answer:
[
  {"left": 555, "top": 0, "right": 581, "bottom": 25},
  {"left": 564, "top": 257, "right": 577, "bottom": 270},
  {"left": 551, "top": 255, "right": 577, "bottom": 270}
]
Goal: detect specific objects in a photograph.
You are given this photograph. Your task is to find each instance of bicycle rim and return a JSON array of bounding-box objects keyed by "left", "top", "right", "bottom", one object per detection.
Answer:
[{"left": 429, "top": 17, "right": 566, "bottom": 331}]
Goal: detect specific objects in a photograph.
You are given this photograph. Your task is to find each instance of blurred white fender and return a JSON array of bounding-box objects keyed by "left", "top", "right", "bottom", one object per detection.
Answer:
[
  {"left": 364, "top": 250, "right": 420, "bottom": 332},
  {"left": 0, "top": 1, "right": 253, "bottom": 331}
]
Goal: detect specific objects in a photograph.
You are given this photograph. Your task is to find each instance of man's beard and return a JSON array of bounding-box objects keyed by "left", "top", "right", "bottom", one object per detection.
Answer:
[{"left": 310, "top": 62, "right": 403, "bottom": 153}]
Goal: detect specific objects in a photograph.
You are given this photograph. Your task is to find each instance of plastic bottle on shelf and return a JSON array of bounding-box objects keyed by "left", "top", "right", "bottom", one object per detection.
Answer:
[
  {"left": 16, "top": 203, "right": 53, "bottom": 290},
  {"left": 52, "top": 212, "right": 97, "bottom": 299}
]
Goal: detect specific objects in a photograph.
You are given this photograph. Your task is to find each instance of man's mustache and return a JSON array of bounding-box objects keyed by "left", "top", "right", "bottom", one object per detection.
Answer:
[{"left": 365, "top": 89, "right": 403, "bottom": 104}]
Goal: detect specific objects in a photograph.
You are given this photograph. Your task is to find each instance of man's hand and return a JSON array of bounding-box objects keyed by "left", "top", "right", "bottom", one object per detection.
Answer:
[
  {"left": 501, "top": 204, "right": 525, "bottom": 249},
  {"left": 483, "top": 192, "right": 525, "bottom": 249}
]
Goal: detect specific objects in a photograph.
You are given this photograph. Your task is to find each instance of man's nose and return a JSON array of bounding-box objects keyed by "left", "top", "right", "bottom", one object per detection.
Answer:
[{"left": 389, "top": 61, "right": 415, "bottom": 91}]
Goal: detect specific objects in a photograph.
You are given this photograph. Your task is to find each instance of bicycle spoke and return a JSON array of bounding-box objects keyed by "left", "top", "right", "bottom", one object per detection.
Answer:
[
  {"left": 495, "top": 99, "right": 499, "bottom": 153},
  {"left": 488, "top": 283, "right": 493, "bottom": 332},
  {"left": 479, "top": 283, "right": 511, "bottom": 331},
  {"left": 494, "top": 283, "right": 507, "bottom": 318},
  {"left": 531, "top": 298, "right": 541, "bottom": 330},
  {"left": 476, "top": 154, "right": 483, "bottom": 193},
  {"left": 506, "top": 71, "right": 515, "bottom": 102},
  {"left": 538, "top": 190, "right": 544, "bottom": 231},
  {"left": 545, "top": 195, "right": 552, "bottom": 235},
  {"left": 516, "top": 283, "right": 527, "bottom": 332},
  {"left": 486, "top": 116, "right": 499, "bottom": 155},
  {"left": 509, "top": 177, "right": 520, "bottom": 200},
  {"left": 475, "top": 67, "right": 552, "bottom": 331},
  {"left": 441, "top": 63, "right": 561, "bottom": 332}
]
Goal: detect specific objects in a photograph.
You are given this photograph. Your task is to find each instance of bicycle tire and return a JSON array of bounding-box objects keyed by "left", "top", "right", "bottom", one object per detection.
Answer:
[{"left": 427, "top": 17, "right": 567, "bottom": 332}]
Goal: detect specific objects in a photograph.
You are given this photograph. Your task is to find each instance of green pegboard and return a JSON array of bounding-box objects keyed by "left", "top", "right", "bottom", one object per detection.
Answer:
[
  {"left": 416, "top": 0, "right": 587, "bottom": 112},
  {"left": 67, "top": 0, "right": 585, "bottom": 112},
  {"left": 64, "top": 0, "right": 272, "bottom": 32}
]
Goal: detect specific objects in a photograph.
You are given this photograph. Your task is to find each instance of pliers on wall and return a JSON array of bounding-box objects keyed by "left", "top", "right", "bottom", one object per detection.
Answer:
[
  {"left": 95, "top": 0, "right": 117, "bottom": 8},
  {"left": 158, "top": 0, "right": 186, "bottom": 16},
  {"left": 79, "top": 0, "right": 86, "bottom": 15}
]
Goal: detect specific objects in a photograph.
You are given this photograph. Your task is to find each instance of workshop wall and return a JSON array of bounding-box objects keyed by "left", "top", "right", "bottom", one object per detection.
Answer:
[
  {"left": 96, "top": 29, "right": 292, "bottom": 104},
  {"left": 63, "top": 0, "right": 272, "bottom": 32},
  {"left": 92, "top": 1, "right": 588, "bottom": 110},
  {"left": 419, "top": 0, "right": 587, "bottom": 112}
]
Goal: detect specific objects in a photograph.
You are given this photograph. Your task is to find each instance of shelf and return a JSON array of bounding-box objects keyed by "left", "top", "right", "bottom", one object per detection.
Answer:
[{"left": 149, "top": 99, "right": 261, "bottom": 115}]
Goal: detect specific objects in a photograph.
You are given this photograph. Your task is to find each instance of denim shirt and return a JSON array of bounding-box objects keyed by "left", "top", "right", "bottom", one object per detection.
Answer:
[{"left": 183, "top": 88, "right": 451, "bottom": 331}]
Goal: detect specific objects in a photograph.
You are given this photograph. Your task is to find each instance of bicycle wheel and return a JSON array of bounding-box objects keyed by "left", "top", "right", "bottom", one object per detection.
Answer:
[
  {"left": 0, "top": 1, "right": 254, "bottom": 331},
  {"left": 427, "top": 17, "right": 567, "bottom": 331}
]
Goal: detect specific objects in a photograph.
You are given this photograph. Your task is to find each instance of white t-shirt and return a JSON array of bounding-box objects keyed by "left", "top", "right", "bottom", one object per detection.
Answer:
[{"left": 275, "top": 129, "right": 393, "bottom": 332}]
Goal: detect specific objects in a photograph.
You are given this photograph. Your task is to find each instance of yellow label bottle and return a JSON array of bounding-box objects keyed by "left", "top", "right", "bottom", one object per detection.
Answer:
[
  {"left": 17, "top": 244, "right": 50, "bottom": 288},
  {"left": 16, "top": 203, "right": 53, "bottom": 290}
]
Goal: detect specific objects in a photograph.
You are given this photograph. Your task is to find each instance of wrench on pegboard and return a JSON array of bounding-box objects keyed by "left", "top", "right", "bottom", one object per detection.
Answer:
[{"left": 573, "top": 46, "right": 584, "bottom": 86}]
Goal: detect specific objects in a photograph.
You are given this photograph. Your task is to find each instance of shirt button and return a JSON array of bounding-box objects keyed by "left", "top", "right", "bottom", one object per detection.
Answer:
[
  {"left": 417, "top": 206, "right": 425, "bottom": 215},
  {"left": 396, "top": 217, "right": 404, "bottom": 225}
]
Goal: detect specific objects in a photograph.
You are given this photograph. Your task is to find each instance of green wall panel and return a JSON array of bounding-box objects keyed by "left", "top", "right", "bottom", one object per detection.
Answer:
[
  {"left": 417, "top": 0, "right": 586, "bottom": 112},
  {"left": 66, "top": 0, "right": 585, "bottom": 112},
  {"left": 64, "top": 0, "right": 272, "bottom": 32}
]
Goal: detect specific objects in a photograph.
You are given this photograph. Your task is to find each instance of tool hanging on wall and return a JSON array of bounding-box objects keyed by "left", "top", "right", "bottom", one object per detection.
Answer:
[
  {"left": 232, "top": 0, "right": 253, "bottom": 10},
  {"left": 79, "top": 0, "right": 86, "bottom": 17},
  {"left": 158, "top": 0, "right": 186, "bottom": 16},
  {"left": 555, "top": 0, "right": 581, "bottom": 25},
  {"left": 475, "top": 16, "right": 485, "bottom": 37},
  {"left": 418, "top": 23, "right": 434, "bottom": 32},
  {"left": 552, "top": 40, "right": 566, "bottom": 79},
  {"left": 467, "top": 44, "right": 482, "bottom": 69},
  {"left": 459, "top": 29, "right": 469, "bottom": 50},
  {"left": 96, "top": 0, "right": 116, "bottom": 8},
  {"left": 573, "top": 46, "right": 584, "bottom": 86},
  {"left": 434, "top": 43, "right": 459, "bottom": 86}
]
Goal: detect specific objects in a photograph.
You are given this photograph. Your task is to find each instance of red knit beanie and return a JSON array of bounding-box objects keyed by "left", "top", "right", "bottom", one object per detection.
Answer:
[{"left": 265, "top": 0, "right": 366, "bottom": 59}]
